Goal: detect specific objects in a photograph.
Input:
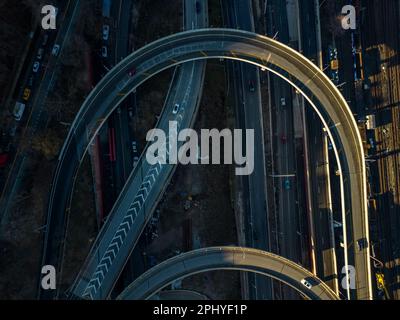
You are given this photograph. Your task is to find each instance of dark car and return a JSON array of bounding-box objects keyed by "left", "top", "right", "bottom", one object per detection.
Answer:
[
  {"left": 148, "top": 255, "right": 157, "bottom": 267},
  {"left": 102, "top": 25, "right": 110, "bottom": 41},
  {"left": 301, "top": 276, "right": 321, "bottom": 289},
  {"left": 331, "top": 69, "right": 339, "bottom": 84},
  {"left": 248, "top": 80, "right": 255, "bottom": 92},
  {"left": 128, "top": 67, "right": 136, "bottom": 77},
  {"left": 284, "top": 178, "right": 291, "bottom": 190},
  {"left": 172, "top": 103, "right": 180, "bottom": 114},
  {"left": 28, "top": 75, "right": 34, "bottom": 87},
  {"left": 0, "top": 153, "right": 9, "bottom": 168},
  {"left": 357, "top": 238, "right": 369, "bottom": 251},
  {"left": 33, "top": 61, "right": 40, "bottom": 73},
  {"left": 329, "top": 46, "right": 338, "bottom": 60}
]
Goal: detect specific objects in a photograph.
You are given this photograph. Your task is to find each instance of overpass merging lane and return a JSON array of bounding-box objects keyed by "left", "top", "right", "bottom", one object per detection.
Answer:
[
  {"left": 45, "top": 29, "right": 371, "bottom": 300},
  {"left": 116, "top": 247, "right": 339, "bottom": 300}
]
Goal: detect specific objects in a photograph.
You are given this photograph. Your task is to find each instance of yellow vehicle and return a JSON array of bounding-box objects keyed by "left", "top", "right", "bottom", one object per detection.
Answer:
[
  {"left": 376, "top": 272, "right": 390, "bottom": 299},
  {"left": 22, "top": 88, "right": 31, "bottom": 101},
  {"left": 330, "top": 59, "right": 339, "bottom": 71}
]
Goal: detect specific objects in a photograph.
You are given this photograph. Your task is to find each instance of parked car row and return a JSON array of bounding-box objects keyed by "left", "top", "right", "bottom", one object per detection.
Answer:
[
  {"left": 101, "top": 24, "right": 110, "bottom": 58},
  {"left": 328, "top": 46, "right": 339, "bottom": 84},
  {"left": 16, "top": 34, "right": 47, "bottom": 121},
  {"left": 132, "top": 141, "right": 139, "bottom": 167},
  {"left": 15, "top": 21, "right": 62, "bottom": 123}
]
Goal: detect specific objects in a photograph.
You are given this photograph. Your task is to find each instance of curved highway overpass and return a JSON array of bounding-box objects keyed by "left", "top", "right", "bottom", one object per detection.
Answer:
[
  {"left": 40, "top": 0, "right": 207, "bottom": 299},
  {"left": 116, "top": 247, "right": 340, "bottom": 300},
  {"left": 43, "top": 28, "right": 371, "bottom": 300}
]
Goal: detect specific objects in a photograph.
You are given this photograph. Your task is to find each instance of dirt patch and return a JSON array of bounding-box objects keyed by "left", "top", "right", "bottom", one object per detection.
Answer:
[
  {"left": 60, "top": 157, "right": 97, "bottom": 293},
  {"left": 0, "top": 152, "right": 53, "bottom": 299},
  {"left": 132, "top": 0, "right": 183, "bottom": 49},
  {"left": 133, "top": 71, "right": 175, "bottom": 151}
]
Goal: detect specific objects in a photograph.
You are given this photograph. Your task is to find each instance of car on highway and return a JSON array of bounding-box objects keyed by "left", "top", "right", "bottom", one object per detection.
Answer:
[
  {"left": 357, "top": 238, "right": 369, "bottom": 251},
  {"left": 333, "top": 220, "right": 342, "bottom": 228},
  {"left": 128, "top": 67, "right": 136, "bottom": 77},
  {"left": 133, "top": 156, "right": 139, "bottom": 167},
  {"left": 368, "top": 137, "right": 375, "bottom": 149},
  {"left": 28, "top": 75, "right": 34, "bottom": 87},
  {"left": 172, "top": 103, "right": 180, "bottom": 114},
  {"left": 248, "top": 80, "right": 255, "bottom": 92},
  {"left": 37, "top": 48, "right": 44, "bottom": 60},
  {"left": 132, "top": 141, "right": 138, "bottom": 154},
  {"left": 329, "top": 46, "right": 338, "bottom": 60},
  {"left": 280, "top": 134, "right": 287, "bottom": 144},
  {"left": 22, "top": 88, "right": 31, "bottom": 101},
  {"left": 102, "top": 25, "right": 110, "bottom": 41},
  {"left": 13, "top": 102, "right": 26, "bottom": 121},
  {"left": 0, "top": 153, "right": 9, "bottom": 168},
  {"left": 32, "top": 61, "right": 40, "bottom": 73},
  {"left": 9, "top": 123, "right": 17, "bottom": 137},
  {"left": 101, "top": 46, "right": 108, "bottom": 58},
  {"left": 329, "top": 46, "right": 339, "bottom": 84},
  {"left": 280, "top": 97, "right": 286, "bottom": 106},
  {"left": 52, "top": 44, "right": 60, "bottom": 56},
  {"left": 128, "top": 106, "right": 134, "bottom": 118},
  {"left": 53, "top": 7, "right": 59, "bottom": 18},
  {"left": 301, "top": 278, "right": 313, "bottom": 289},
  {"left": 332, "top": 70, "right": 339, "bottom": 84},
  {"left": 195, "top": 1, "right": 201, "bottom": 13},
  {"left": 284, "top": 178, "right": 290, "bottom": 190}
]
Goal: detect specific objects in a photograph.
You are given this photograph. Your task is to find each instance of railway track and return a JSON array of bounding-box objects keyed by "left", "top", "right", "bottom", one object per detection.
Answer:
[{"left": 364, "top": 0, "right": 400, "bottom": 299}]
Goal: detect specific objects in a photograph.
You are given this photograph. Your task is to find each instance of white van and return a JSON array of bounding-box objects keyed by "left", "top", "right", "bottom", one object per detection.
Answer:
[{"left": 13, "top": 102, "right": 26, "bottom": 121}]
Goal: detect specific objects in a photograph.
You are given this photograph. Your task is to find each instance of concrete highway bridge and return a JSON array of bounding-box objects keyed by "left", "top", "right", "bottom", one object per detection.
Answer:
[{"left": 41, "top": 28, "right": 372, "bottom": 300}]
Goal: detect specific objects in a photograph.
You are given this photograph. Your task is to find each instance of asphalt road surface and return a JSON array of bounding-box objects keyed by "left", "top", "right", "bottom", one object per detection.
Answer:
[
  {"left": 117, "top": 247, "right": 339, "bottom": 300},
  {"left": 42, "top": 28, "right": 371, "bottom": 299},
  {"left": 266, "top": 0, "right": 300, "bottom": 299},
  {"left": 222, "top": 0, "right": 272, "bottom": 300},
  {"left": 69, "top": 0, "right": 208, "bottom": 299}
]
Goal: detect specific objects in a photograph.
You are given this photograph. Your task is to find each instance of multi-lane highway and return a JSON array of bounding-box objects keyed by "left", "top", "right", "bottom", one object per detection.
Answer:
[
  {"left": 0, "top": 0, "right": 81, "bottom": 225},
  {"left": 116, "top": 247, "right": 340, "bottom": 300},
  {"left": 39, "top": 0, "right": 208, "bottom": 300},
  {"left": 69, "top": 0, "right": 208, "bottom": 299},
  {"left": 266, "top": 0, "right": 301, "bottom": 274},
  {"left": 222, "top": 0, "right": 272, "bottom": 300},
  {"left": 110, "top": 0, "right": 134, "bottom": 194},
  {"left": 96, "top": 0, "right": 138, "bottom": 293},
  {"left": 42, "top": 28, "right": 371, "bottom": 299}
]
